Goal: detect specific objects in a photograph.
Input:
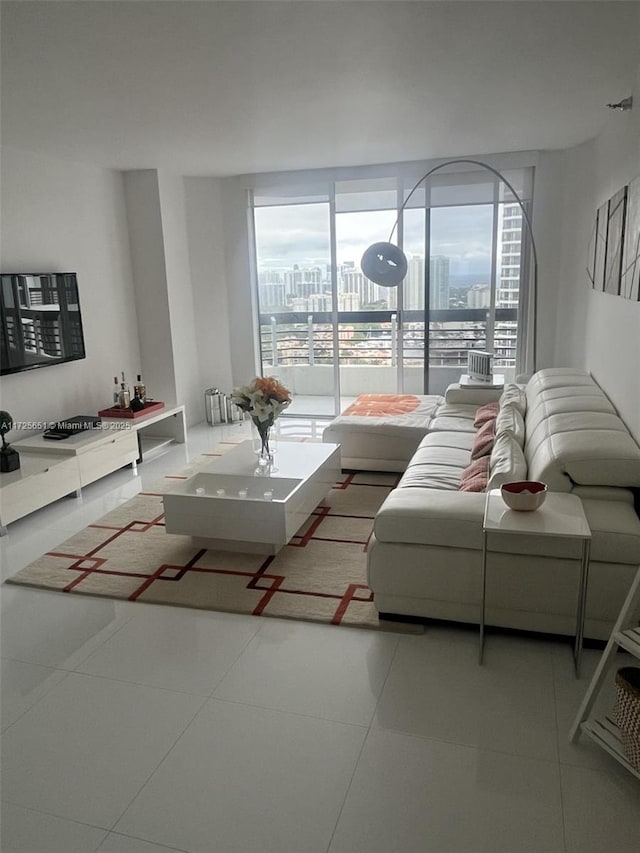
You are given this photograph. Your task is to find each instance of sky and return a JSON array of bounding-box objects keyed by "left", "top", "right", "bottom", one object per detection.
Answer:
[{"left": 254, "top": 203, "right": 495, "bottom": 280}]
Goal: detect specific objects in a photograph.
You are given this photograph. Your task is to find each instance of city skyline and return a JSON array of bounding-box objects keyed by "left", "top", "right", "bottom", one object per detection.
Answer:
[
  {"left": 254, "top": 203, "right": 498, "bottom": 280},
  {"left": 256, "top": 254, "right": 497, "bottom": 313}
]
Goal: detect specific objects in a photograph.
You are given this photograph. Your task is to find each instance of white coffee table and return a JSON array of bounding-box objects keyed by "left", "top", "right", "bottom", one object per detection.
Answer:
[
  {"left": 481, "top": 489, "right": 591, "bottom": 676},
  {"left": 163, "top": 440, "right": 341, "bottom": 553}
]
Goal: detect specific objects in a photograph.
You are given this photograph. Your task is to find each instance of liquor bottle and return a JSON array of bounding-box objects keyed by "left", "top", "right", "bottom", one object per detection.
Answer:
[
  {"left": 112, "top": 376, "right": 119, "bottom": 405},
  {"left": 118, "top": 371, "right": 131, "bottom": 409},
  {"left": 134, "top": 373, "right": 146, "bottom": 403}
]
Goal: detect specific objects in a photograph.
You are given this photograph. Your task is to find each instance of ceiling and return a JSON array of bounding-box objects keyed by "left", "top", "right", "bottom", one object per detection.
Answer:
[{"left": 2, "top": 1, "right": 638, "bottom": 177}]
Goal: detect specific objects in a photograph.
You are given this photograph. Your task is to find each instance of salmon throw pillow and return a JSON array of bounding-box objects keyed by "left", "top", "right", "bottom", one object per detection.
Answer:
[
  {"left": 471, "top": 418, "right": 496, "bottom": 460},
  {"left": 474, "top": 401, "right": 499, "bottom": 428},
  {"left": 459, "top": 456, "right": 490, "bottom": 492}
]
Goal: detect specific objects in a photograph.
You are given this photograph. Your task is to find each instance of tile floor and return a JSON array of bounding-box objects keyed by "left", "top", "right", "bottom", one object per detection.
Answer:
[{"left": 1, "top": 420, "right": 639, "bottom": 853}]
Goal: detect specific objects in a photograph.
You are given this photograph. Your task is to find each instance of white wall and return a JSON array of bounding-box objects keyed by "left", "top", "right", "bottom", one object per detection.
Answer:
[
  {"left": 157, "top": 171, "right": 202, "bottom": 424},
  {"left": 123, "top": 170, "right": 177, "bottom": 409},
  {"left": 220, "top": 176, "right": 259, "bottom": 386},
  {"left": 555, "top": 62, "right": 640, "bottom": 442},
  {"left": 530, "top": 150, "right": 567, "bottom": 371},
  {"left": 0, "top": 147, "right": 140, "bottom": 437},
  {"left": 123, "top": 169, "right": 205, "bottom": 425},
  {"left": 183, "top": 178, "right": 233, "bottom": 398}
]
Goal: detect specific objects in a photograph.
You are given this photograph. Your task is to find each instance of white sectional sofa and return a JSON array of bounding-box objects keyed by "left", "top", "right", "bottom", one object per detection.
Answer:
[{"left": 325, "top": 369, "right": 640, "bottom": 640}]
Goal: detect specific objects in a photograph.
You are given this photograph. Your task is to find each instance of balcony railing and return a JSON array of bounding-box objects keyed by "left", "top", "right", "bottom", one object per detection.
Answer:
[{"left": 259, "top": 309, "right": 518, "bottom": 369}]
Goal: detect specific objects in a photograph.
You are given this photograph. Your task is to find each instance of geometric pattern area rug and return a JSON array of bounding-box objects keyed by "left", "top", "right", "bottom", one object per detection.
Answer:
[{"left": 6, "top": 451, "right": 421, "bottom": 634}]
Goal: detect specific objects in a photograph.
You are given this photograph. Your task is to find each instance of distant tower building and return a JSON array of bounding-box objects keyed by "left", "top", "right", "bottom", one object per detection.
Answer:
[
  {"left": 342, "top": 270, "right": 363, "bottom": 294},
  {"left": 404, "top": 256, "right": 425, "bottom": 310},
  {"left": 338, "top": 291, "right": 360, "bottom": 311},
  {"left": 309, "top": 293, "right": 332, "bottom": 312},
  {"left": 304, "top": 267, "right": 324, "bottom": 294},
  {"left": 498, "top": 203, "right": 522, "bottom": 309},
  {"left": 495, "top": 202, "right": 523, "bottom": 362},
  {"left": 258, "top": 271, "right": 284, "bottom": 285},
  {"left": 467, "top": 284, "right": 491, "bottom": 309},
  {"left": 429, "top": 256, "right": 450, "bottom": 309},
  {"left": 260, "top": 282, "right": 286, "bottom": 311},
  {"left": 284, "top": 265, "right": 316, "bottom": 299}
]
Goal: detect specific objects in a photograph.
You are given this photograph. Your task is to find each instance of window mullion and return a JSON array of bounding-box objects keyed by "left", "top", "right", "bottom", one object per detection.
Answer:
[
  {"left": 329, "top": 188, "right": 340, "bottom": 414},
  {"left": 487, "top": 180, "right": 499, "bottom": 355}
]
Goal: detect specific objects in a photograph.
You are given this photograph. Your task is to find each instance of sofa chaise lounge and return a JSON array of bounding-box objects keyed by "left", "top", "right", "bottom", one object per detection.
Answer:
[{"left": 324, "top": 368, "right": 640, "bottom": 640}]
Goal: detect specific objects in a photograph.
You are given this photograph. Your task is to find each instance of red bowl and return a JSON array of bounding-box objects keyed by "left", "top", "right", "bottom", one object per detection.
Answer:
[{"left": 501, "top": 480, "right": 547, "bottom": 511}]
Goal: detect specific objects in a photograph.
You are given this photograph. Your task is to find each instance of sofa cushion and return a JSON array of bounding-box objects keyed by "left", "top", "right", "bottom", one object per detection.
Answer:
[
  {"left": 408, "top": 443, "right": 471, "bottom": 470},
  {"left": 397, "top": 462, "right": 464, "bottom": 492},
  {"left": 433, "top": 403, "right": 477, "bottom": 420},
  {"left": 399, "top": 465, "right": 467, "bottom": 490},
  {"left": 428, "top": 416, "right": 477, "bottom": 433},
  {"left": 570, "top": 485, "right": 635, "bottom": 504},
  {"left": 525, "top": 370, "right": 596, "bottom": 407},
  {"left": 527, "top": 394, "right": 616, "bottom": 429},
  {"left": 470, "top": 419, "right": 496, "bottom": 460},
  {"left": 527, "top": 429, "right": 640, "bottom": 490},
  {"left": 525, "top": 411, "right": 628, "bottom": 463},
  {"left": 373, "top": 488, "right": 486, "bottom": 549},
  {"left": 495, "top": 404, "right": 526, "bottom": 447},
  {"left": 474, "top": 401, "right": 500, "bottom": 427},
  {"left": 581, "top": 499, "right": 640, "bottom": 565},
  {"left": 400, "top": 443, "right": 470, "bottom": 490},
  {"left": 420, "top": 432, "right": 475, "bottom": 452},
  {"left": 487, "top": 432, "right": 528, "bottom": 490},
  {"left": 499, "top": 383, "right": 527, "bottom": 416},
  {"left": 459, "top": 456, "right": 490, "bottom": 492}
]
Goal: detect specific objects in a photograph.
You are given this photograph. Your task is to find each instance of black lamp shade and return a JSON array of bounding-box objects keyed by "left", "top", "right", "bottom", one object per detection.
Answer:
[{"left": 361, "top": 242, "right": 408, "bottom": 287}]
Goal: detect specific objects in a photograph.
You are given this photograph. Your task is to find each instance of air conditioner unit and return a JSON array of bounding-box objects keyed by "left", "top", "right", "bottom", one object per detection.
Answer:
[{"left": 467, "top": 350, "right": 494, "bottom": 383}]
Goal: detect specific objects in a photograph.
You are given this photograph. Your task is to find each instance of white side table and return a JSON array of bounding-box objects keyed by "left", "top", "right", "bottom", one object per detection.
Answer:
[{"left": 481, "top": 489, "right": 591, "bottom": 676}]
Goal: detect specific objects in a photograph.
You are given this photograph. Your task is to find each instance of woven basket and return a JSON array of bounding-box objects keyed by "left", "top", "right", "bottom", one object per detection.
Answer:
[{"left": 614, "top": 667, "right": 640, "bottom": 769}]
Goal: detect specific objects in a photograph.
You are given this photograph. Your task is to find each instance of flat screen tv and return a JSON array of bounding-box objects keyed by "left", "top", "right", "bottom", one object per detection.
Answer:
[{"left": 0, "top": 273, "right": 87, "bottom": 376}]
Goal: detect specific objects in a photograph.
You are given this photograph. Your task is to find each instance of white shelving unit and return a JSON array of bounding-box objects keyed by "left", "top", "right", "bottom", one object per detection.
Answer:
[
  {"left": 569, "top": 563, "right": 640, "bottom": 780},
  {"left": 0, "top": 405, "right": 186, "bottom": 533},
  {"left": 99, "top": 404, "right": 186, "bottom": 461}
]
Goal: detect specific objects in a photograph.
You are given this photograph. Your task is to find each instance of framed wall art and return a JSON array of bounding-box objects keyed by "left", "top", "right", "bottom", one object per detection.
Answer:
[
  {"left": 589, "top": 200, "right": 608, "bottom": 292},
  {"left": 603, "top": 186, "right": 627, "bottom": 296},
  {"left": 621, "top": 175, "right": 640, "bottom": 301},
  {"left": 589, "top": 177, "right": 640, "bottom": 301}
]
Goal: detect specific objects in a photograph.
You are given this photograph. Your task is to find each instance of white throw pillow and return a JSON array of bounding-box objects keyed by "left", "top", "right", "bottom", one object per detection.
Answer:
[
  {"left": 487, "top": 432, "right": 528, "bottom": 490},
  {"left": 499, "top": 383, "right": 527, "bottom": 416},
  {"left": 495, "top": 403, "right": 526, "bottom": 448}
]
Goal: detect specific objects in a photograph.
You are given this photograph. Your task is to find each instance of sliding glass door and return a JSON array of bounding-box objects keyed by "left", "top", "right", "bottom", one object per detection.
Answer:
[
  {"left": 253, "top": 200, "right": 335, "bottom": 418},
  {"left": 251, "top": 164, "right": 533, "bottom": 415},
  {"left": 334, "top": 178, "right": 399, "bottom": 412}
]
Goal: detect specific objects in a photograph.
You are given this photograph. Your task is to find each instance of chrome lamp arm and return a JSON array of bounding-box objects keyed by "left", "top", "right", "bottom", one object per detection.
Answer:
[{"left": 360, "top": 158, "right": 538, "bottom": 373}]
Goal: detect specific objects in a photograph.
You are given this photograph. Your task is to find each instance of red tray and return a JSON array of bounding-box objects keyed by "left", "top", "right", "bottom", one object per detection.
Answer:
[{"left": 98, "top": 401, "right": 165, "bottom": 419}]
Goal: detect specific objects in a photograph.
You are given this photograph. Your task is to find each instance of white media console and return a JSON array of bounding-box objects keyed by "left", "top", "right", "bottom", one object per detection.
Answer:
[{"left": 0, "top": 404, "right": 186, "bottom": 534}]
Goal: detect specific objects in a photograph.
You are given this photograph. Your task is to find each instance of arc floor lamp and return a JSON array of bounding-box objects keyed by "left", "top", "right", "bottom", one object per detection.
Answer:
[{"left": 360, "top": 158, "right": 538, "bottom": 374}]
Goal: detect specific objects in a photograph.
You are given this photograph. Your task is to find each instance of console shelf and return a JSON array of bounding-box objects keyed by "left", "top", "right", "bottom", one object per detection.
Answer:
[{"left": 0, "top": 405, "right": 186, "bottom": 533}]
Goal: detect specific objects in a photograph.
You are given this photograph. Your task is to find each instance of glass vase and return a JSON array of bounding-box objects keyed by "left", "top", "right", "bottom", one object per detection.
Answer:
[{"left": 251, "top": 420, "right": 275, "bottom": 464}]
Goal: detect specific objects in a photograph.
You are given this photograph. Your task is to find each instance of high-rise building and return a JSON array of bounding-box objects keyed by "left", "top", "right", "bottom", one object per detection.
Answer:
[
  {"left": 283, "top": 265, "right": 325, "bottom": 299},
  {"left": 309, "top": 293, "right": 332, "bottom": 312},
  {"left": 342, "top": 270, "right": 363, "bottom": 294},
  {"left": 429, "top": 256, "right": 450, "bottom": 309},
  {"left": 258, "top": 270, "right": 284, "bottom": 285},
  {"left": 467, "top": 284, "right": 491, "bottom": 308},
  {"left": 259, "top": 282, "right": 286, "bottom": 311},
  {"left": 497, "top": 203, "right": 522, "bottom": 309},
  {"left": 338, "top": 291, "right": 360, "bottom": 311},
  {"left": 404, "top": 255, "right": 425, "bottom": 310}
]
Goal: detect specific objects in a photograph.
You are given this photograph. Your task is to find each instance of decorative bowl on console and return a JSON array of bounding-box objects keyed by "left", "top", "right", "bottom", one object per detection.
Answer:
[{"left": 501, "top": 480, "right": 547, "bottom": 511}]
